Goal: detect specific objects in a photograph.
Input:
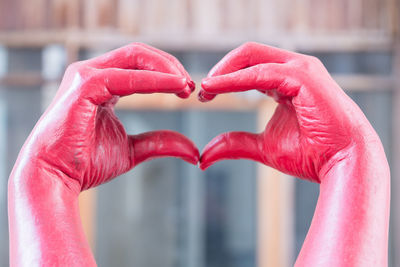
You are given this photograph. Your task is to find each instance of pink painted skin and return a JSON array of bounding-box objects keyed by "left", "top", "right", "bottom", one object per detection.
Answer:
[
  {"left": 8, "top": 43, "right": 199, "bottom": 266},
  {"left": 199, "top": 42, "right": 390, "bottom": 266}
]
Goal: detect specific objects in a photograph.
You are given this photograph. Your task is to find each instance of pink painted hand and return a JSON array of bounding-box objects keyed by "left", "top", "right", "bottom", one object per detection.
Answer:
[
  {"left": 199, "top": 42, "right": 390, "bottom": 266},
  {"left": 8, "top": 43, "right": 199, "bottom": 266}
]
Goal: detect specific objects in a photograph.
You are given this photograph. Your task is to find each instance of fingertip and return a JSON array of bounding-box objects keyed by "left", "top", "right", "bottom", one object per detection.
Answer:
[
  {"left": 200, "top": 78, "right": 211, "bottom": 90},
  {"left": 198, "top": 136, "right": 222, "bottom": 170},
  {"left": 198, "top": 90, "right": 215, "bottom": 102},
  {"left": 162, "top": 74, "right": 188, "bottom": 94},
  {"left": 188, "top": 80, "right": 196, "bottom": 92},
  {"left": 199, "top": 161, "right": 210, "bottom": 171},
  {"left": 177, "top": 76, "right": 188, "bottom": 89},
  {"left": 199, "top": 78, "right": 218, "bottom": 101},
  {"left": 175, "top": 133, "right": 200, "bottom": 165},
  {"left": 131, "top": 130, "right": 200, "bottom": 166},
  {"left": 177, "top": 88, "right": 191, "bottom": 99},
  {"left": 176, "top": 79, "right": 193, "bottom": 99},
  {"left": 199, "top": 131, "right": 265, "bottom": 170},
  {"left": 199, "top": 148, "right": 213, "bottom": 170},
  {"left": 187, "top": 147, "right": 200, "bottom": 165}
]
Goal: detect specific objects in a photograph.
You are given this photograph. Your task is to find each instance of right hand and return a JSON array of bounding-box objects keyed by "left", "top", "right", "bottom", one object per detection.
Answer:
[{"left": 199, "top": 42, "right": 382, "bottom": 183}]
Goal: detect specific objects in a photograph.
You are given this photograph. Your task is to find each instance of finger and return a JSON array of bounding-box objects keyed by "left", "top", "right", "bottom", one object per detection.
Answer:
[
  {"left": 135, "top": 43, "right": 196, "bottom": 91},
  {"left": 85, "top": 44, "right": 183, "bottom": 76},
  {"left": 102, "top": 68, "right": 188, "bottom": 96},
  {"left": 134, "top": 43, "right": 195, "bottom": 97},
  {"left": 88, "top": 44, "right": 193, "bottom": 98},
  {"left": 199, "top": 63, "right": 298, "bottom": 102},
  {"left": 130, "top": 130, "right": 200, "bottom": 166},
  {"left": 199, "top": 132, "right": 264, "bottom": 170},
  {"left": 208, "top": 42, "right": 297, "bottom": 77}
]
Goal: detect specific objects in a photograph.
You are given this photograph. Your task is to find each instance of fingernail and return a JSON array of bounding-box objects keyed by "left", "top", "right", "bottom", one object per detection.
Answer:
[
  {"left": 198, "top": 91, "right": 214, "bottom": 102},
  {"left": 177, "top": 89, "right": 191, "bottom": 99},
  {"left": 188, "top": 80, "right": 196, "bottom": 91}
]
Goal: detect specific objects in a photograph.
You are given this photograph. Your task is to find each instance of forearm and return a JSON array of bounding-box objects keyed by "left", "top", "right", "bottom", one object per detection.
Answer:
[
  {"left": 8, "top": 159, "right": 96, "bottom": 267},
  {"left": 296, "top": 141, "right": 390, "bottom": 266}
]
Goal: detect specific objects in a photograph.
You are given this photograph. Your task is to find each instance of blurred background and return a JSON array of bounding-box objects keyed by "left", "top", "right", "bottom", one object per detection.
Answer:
[{"left": 0, "top": 0, "right": 399, "bottom": 266}]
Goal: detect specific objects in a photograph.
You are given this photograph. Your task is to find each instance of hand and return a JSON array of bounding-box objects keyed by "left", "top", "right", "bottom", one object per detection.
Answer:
[
  {"left": 8, "top": 43, "right": 199, "bottom": 266},
  {"left": 25, "top": 43, "right": 199, "bottom": 192},
  {"left": 199, "top": 42, "right": 376, "bottom": 182},
  {"left": 198, "top": 42, "right": 390, "bottom": 266}
]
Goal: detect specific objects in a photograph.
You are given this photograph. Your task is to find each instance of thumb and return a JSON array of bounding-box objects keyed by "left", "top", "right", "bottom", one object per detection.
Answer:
[
  {"left": 129, "top": 130, "right": 199, "bottom": 167},
  {"left": 200, "top": 131, "right": 265, "bottom": 170}
]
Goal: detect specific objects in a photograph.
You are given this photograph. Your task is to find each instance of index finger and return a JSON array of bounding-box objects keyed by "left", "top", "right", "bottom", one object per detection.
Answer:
[
  {"left": 198, "top": 63, "right": 298, "bottom": 102},
  {"left": 208, "top": 42, "right": 297, "bottom": 78},
  {"left": 84, "top": 44, "right": 181, "bottom": 75},
  {"left": 135, "top": 43, "right": 195, "bottom": 91},
  {"left": 85, "top": 43, "right": 193, "bottom": 98}
]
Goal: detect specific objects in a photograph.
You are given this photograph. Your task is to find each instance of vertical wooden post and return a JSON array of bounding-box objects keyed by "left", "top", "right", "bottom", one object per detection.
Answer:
[
  {"left": 21, "top": 0, "right": 46, "bottom": 30},
  {"left": 390, "top": 2, "right": 399, "bottom": 265},
  {"left": 257, "top": 100, "right": 295, "bottom": 267},
  {"left": 191, "top": 0, "right": 221, "bottom": 36},
  {"left": 165, "top": 0, "right": 188, "bottom": 35},
  {"left": 66, "top": 0, "right": 80, "bottom": 29},
  {"left": 182, "top": 111, "right": 205, "bottom": 267},
  {"left": 65, "top": 42, "right": 79, "bottom": 66},
  {"left": 84, "top": 0, "right": 98, "bottom": 30},
  {"left": 117, "top": 0, "right": 141, "bottom": 34},
  {"left": 257, "top": 0, "right": 279, "bottom": 36},
  {"left": 391, "top": 29, "right": 400, "bottom": 267}
]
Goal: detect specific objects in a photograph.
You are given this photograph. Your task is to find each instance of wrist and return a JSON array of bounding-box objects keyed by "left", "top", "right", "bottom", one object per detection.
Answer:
[
  {"left": 9, "top": 155, "right": 81, "bottom": 196},
  {"left": 319, "top": 134, "right": 390, "bottom": 183},
  {"left": 298, "top": 134, "right": 390, "bottom": 266},
  {"left": 8, "top": 159, "right": 94, "bottom": 266}
]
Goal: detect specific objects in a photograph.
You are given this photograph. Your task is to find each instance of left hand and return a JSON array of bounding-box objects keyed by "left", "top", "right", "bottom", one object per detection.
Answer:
[{"left": 16, "top": 42, "right": 199, "bottom": 192}]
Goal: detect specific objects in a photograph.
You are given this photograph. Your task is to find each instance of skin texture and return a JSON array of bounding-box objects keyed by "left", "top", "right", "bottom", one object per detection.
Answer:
[
  {"left": 8, "top": 43, "right": 199, "bottom": 266},
  {"left": 199, "top": 42, "right": 390, "bottom": 266},
  {"left": 8, "top": 41, "right": 390, "bottom": 266}
]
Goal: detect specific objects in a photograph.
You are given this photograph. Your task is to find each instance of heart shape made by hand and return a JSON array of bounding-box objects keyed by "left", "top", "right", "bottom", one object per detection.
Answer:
[
  {"left": 8, "top": 41, "right": 390, "bottom": 267},
  {"left": 198, "top": 42, "right": 361, "bottom": 183}
]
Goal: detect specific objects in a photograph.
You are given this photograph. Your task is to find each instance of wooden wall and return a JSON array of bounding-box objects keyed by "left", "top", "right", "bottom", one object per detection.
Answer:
[{"left": 0, "top": 0, "right": 397, "bottom": 41}]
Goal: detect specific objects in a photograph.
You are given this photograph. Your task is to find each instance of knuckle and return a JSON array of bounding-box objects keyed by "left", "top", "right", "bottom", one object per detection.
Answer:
[
  {"left": 65, "top": 61, "right": 93, "bottom": 81},
  {"left": 86, "top": 69, "right": 104, "bottom": 84},
  {"left": 168, "top": 53, "right": 179, "bottom": 63},
  {"left": 256, "top": 63, "right": 268, "bottom": 72},
  {"left": 130, "top": 42, "right": 144, "bottom": 47},
  {"left": 130, "top": 42, "right": 148, "bottom": 53},
  {"left": 303, "top": 55, "right": 322, "bottom": 66},
  {"left": 66, "top": 61, "right": 83, "bottom": 72},
  {"left": 293, "top": 54, "right": 323, "bottom": 70},
  {"left": 307, "top": 55, "right": 322, "bottom": 65},
  {"left": 241, "top": 41, "right": 257, "bottom": 51},
  {"left": 129, "top": 43, "right": 145, "bottom": 55}
]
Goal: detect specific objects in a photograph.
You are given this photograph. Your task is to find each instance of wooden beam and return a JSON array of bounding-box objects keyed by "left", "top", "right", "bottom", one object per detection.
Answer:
[
  {"left": 66, "top": 0, "right": 80, "bottom": 29},
  {"left": 116, "top": 92, "right": 268, "bottom": 111},
  {"left": 0, "top": 73, "right": 44, "bottom": 87},
  {"left": 0, "top": 72, "right": 393, "bottom": 94},
  {"left": 0, "top": 30, "right": 393, "bottom": 52},
  {"left": 114, "top": 73, "right": 394, "bottom": 111},
  {"left": 0, "top": 31, "right": 66, "bottom": 47},
  {"left": 333, "top": 74, "right": 394, "bottom": 91},
  {"left": 116, "top": 76, "right": 270, "bottom": 110}
]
